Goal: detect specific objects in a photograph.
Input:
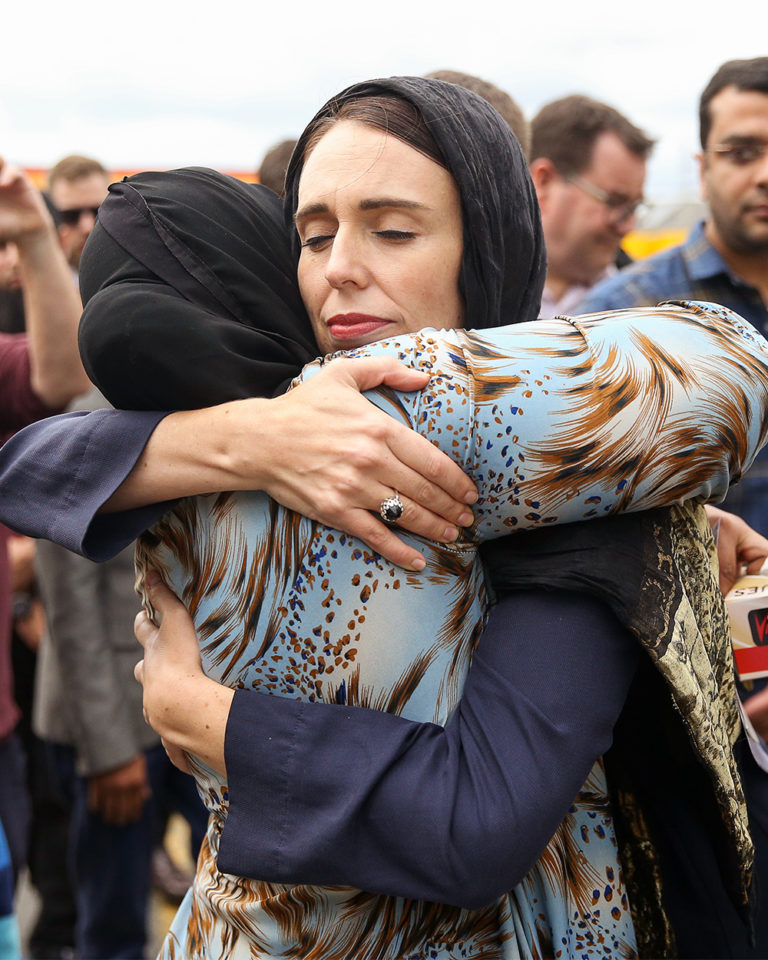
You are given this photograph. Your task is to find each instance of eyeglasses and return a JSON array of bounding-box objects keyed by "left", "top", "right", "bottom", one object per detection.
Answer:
[
  {"left": 564, "top": 174, "right": 647, "bottom": 224},
  {"left": 58, "top": 206, "right": 100, "bottom": 226},
  {"left": 708, "top": 139, "right": 768, "bottom": 166}
]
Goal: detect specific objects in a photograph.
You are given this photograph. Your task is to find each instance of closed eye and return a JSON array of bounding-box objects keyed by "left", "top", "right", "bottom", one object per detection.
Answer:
[
  {"left": 301, "top": 234, "right": 335, "bottom": 250},
  {"left": 375, "top": 230, "right": 416, "bottom": 241}
]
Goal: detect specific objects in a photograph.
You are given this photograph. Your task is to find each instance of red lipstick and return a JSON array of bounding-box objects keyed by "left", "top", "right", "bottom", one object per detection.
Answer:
[{"left": 326, "top": 313, "right": 394, "bottom": 341}]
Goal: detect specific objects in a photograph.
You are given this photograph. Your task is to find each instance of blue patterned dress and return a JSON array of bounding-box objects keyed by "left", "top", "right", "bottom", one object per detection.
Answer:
[{"left": 137, "top": 303, "right": 768, "bottom": 960}]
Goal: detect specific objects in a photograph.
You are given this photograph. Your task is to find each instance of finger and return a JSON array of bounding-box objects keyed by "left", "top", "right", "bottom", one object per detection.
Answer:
[
  {"left": 143, "top": 572, "right": 188, "bottom": 625},
  {"left": 372, "top": 490, "right": 463, "bottom": 544},
  {"left": 331, "top": 356, "right": 430, "bottom": 393},
  {"left": 378, "top": 469, "right": 474, "bottom": 533},
  {"left": 124, "top": 790, "right": 147, "bottom": 825},
  {"left": 134, "top": 611, "right": 154, "bottom": 649},
  {"left": 162, "top": 738, "right": 192, "bottom": 774},
  {"left": 746, "top": 556, "right": 768, "bottom": 575},
  {"left": 384, "top": 424, "right": 478, "bottom": 510},
  {"left": 343, "top": 511, "right": 427, "bottom": 570}
]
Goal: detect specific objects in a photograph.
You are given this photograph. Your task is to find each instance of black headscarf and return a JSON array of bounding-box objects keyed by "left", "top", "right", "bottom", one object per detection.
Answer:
[
  {"left": 283, "top": 76, "right": 547, "bottom": 329},
  {"left": 79, "top": 168, "right": 316, "bottom": 410}
]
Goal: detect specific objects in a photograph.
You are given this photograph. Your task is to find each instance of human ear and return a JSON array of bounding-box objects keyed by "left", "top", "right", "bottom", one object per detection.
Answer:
[
  {"left": 695, "top": 152, "right": 708, "bottom": 202},
  {"left": 529, "top": 158, "right": 559, "bottom": 208}
]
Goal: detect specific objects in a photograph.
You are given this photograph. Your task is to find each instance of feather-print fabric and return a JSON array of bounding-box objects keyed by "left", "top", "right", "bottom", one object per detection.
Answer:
[{"left": 137, "top": 302, "right": 768, "bottom": 959}]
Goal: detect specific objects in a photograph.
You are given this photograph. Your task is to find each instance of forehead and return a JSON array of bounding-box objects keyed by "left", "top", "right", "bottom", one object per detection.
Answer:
[
  {"left": 583, "top": 131, "right": 646, "bottom": 194},
  {"left": 50, "top": 172, "right": 109, "bottom": 209},
  {"left": 706, "top": 86, "right": 768, "bottom": 144},
  {"left": 298, "top": 120, "right": 459, "bottom": 211}
]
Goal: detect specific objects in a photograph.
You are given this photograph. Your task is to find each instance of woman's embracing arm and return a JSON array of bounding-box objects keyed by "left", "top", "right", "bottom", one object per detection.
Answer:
[
  {"left": 0, "top": 358, "right": 477, "bottom": 570},
  {"left": 135, "top": 575, "right": 637, "bottom": 909}
]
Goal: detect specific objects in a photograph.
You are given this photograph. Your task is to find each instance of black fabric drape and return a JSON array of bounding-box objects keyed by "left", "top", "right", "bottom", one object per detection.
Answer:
[
  {"left": 283, "top": 76, "right": 547, "bottom": 329},
  {"left": 78, "top": 168, "right": 316, "bottom": 410}
]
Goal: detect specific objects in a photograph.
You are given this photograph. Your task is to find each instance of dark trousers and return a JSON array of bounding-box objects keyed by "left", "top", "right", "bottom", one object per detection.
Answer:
[
  {"left": 0, "top": 733, "right": 29, "bottom": 880},
  {"left": 52, "top": 742, "right": 208, "bottom": 960}
]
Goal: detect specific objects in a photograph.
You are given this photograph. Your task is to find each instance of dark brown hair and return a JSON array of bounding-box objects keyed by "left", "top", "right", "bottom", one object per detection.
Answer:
[
  {"left": 699, "top": 57, "right": 768, "bottom": 148},
  {"left": 530, "top": 94, "right": 654, "bottom": 177},
  {"left": 301, "top": 95, "right": 448, "bottom": 171}
]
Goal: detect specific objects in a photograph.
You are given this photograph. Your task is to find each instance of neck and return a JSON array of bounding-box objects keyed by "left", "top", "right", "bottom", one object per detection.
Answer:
[
  {"left": 705, "top": 221, "right": 768, "bottom": 305},
  {"left": 544, "top": 269, "right": 574, "bottom": 302}
]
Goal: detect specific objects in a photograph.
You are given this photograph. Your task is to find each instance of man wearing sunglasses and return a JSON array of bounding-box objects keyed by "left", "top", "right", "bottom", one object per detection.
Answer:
[
  {"left": 48, "top": 155, "right": 110, "bottom": 271},
  {"left": 527, "top": 94, "right": 654, "bottom": 319}
]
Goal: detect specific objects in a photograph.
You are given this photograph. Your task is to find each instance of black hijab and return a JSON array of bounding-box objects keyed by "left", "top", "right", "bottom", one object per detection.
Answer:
[
  {"left": 79, "top": 167, "right": 316, "bottom": 410},
  {"left": 283, "top": 76, "right": 547, "bottom": 329}
]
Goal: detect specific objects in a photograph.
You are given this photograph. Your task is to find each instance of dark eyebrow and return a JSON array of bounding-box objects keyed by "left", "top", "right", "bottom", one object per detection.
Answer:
[
  {"left": 294, "top": 197, "right": 429, "bottom": 224},
  {"left": 293, "top": 202, "right": 329, "bottom": 224},
  {"left": 358, "top": 197, "right": 429, "bottom": 212},
  {"left": 718, "top": 134, "right": 767, "bottom": 145}
]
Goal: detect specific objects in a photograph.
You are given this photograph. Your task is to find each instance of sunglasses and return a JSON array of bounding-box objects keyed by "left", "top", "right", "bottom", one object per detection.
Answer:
[{"left": 58, "top": 206, "right": 100, "bottom": 226}]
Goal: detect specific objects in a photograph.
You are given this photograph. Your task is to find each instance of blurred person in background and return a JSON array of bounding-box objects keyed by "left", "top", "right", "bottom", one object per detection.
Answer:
[
  {"left": 257, "top": 138, "right": 297, "bottom": 197},
  {"left": 581, "top": 56, "right": 768, "bottom": 956},
  {"left": 0, "top": 156, "right": 88, "bottom": 951},
  {"left": 47, "top": 156, "right": 110, "bottom": 272},
  {"left": 529, "top": 94, "right": 653, "bottom": 318},
  {"left": 33, "top": 389, "right": 208, "bottom": 958}
]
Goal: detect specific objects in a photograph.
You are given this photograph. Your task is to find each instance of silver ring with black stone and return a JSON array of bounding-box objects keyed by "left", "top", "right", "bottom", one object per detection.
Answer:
[{"left": 379, "top": 493, "right": 404, "bottom": 525}]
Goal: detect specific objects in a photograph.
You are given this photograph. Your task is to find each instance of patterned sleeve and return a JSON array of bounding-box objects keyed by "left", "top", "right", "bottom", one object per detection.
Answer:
[{"left": 327, "top": 300, "right": 768, "bottom": 541}]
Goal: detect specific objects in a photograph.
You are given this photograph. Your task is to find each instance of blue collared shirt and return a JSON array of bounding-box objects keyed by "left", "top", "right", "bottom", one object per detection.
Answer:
[{"left": 580, "top": 222, "right": 768, "bottom": 534}]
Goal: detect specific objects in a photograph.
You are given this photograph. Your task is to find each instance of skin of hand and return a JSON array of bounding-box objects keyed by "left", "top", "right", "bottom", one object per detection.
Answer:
[
  {"left": 8, "top": 534, "right": 36, "bottom": 592},
  {"left": 14, "top": 597, "right": 45, "bottom": 653},
  {"left": 0, "top": 158, "right": 52, "bottom": 242},
  {"left": 87, "top": 752, "right": 151, "bottom": 826},
  {"left": 706, "top": 504, "right": 768, "bottom": 595},
  {"left": 744, "top": 686, "right": 768, "bottom": 741},
  {"left": 108, "top": 356, "right": 478, "bottom": 571},
  {"left": 704, "top": 505, "right": 768, "bottom": 742},
  {"left": 134, "top": 572, "right": 232, "bottom": 778},
  {"left": 0, "top": 158, "right": 89, "bottom": 406}
]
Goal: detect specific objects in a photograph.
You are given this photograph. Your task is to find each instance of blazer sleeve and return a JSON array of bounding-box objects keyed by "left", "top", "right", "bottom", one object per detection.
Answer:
[
  {"left": 218, "top": 588, "right": 638, "bottom": 908},
  {"left": 0, "top": 408, "right": 172, "bottom": 560}
]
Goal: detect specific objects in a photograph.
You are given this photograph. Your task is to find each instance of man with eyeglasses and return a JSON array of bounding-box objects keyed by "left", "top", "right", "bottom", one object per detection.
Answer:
[
  {"left": 581, "top": 58, "right": 768, "bottom": 529},
  {"left": 527, "top": 94, "right": 654, "bottom": 319},
  {"left": 582, "top": 57, "right": 768, "bottom": 957},
  {"left": 47, "top": 155, "right": 110, "bottom": 272}
]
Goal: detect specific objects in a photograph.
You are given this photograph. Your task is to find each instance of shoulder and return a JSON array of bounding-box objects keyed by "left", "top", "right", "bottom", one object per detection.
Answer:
[{"left": 579, "top": 243, "right": 690, "bottom": 313}]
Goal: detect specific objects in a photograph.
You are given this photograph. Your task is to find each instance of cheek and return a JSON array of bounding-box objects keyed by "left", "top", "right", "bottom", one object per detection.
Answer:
[{"left": 297, "top": 258, "right": 321, "bottom": 315}]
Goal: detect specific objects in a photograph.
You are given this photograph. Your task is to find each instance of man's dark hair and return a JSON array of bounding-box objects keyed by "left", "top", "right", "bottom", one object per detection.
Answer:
[
  {"left": 699, "top": 57, "right": 768, "bottom": 148},
  {"left": 530, "top": 94, "right": 654, "bottom": 176},
  {"left": 424, "top": 70, "right": 530, "bottom": 157},
  {"left": 258, "top": 139, "right": 298, "bottom": 197}
]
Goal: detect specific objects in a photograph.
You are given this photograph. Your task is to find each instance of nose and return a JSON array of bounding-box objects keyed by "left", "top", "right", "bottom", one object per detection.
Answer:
[
  {"left": 756, "top": 150, "right": 768, "bottom": 187},
  {"left": 615, "top": 210, "right": 637, "bottom": 237},
  {"left": 78, "top": 210, "right": 97, "bottom": 233},
  {"left": 324, "top": 226, "right": 369, "bottom": 290}
]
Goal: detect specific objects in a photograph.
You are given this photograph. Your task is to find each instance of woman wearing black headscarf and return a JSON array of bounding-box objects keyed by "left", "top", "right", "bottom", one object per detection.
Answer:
[{"left": 1, "top": 78, "right": 768, "bottom": 958}]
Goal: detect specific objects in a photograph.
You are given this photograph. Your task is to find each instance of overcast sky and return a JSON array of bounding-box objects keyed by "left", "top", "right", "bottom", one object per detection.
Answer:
[{"left": 2, "top": 0, "right": 765, "bottom": 200}]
